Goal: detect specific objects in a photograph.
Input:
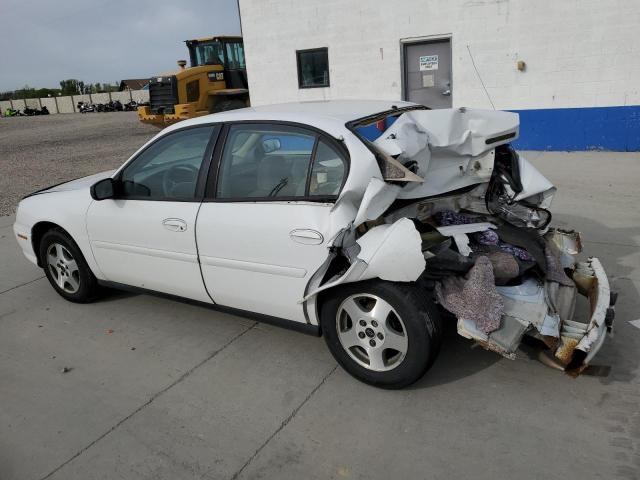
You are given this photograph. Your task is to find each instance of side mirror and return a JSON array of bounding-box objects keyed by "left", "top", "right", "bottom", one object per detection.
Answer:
[
  {"left": 90, "top": 178, "right": 115, "bottom": 200},
  {"left": 262, "top": 138, "right": 281, "bottom": 153}
]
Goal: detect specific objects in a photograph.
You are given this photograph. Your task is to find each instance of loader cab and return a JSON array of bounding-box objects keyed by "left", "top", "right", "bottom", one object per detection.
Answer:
[{"left": 186, "top": 36, "right": 248, "bottom": 89}]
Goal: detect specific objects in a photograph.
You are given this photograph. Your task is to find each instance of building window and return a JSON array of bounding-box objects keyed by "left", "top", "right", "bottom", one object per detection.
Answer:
[{"left": 296, "top": 48, "right": 329, "bottom": 88}]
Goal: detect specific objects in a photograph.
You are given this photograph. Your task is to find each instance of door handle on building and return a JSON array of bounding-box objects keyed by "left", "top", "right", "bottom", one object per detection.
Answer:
[
  {"left": 442, "top": 89, "right": 451, "bottom": 96},
  {"left": 162, "top": 218, "right": 187, "bottom": 232},
  {"left": 289, "top": 229, "right": 324, "bottom": 245}
]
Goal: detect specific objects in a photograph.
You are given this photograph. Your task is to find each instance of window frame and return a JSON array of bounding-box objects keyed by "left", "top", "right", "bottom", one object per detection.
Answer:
[
  {"left": 113, "top": 123, "right": 221, "bottom": 202},
  {"left": 296, "top": 47, "right": 330, "bottom": 89},
  {"left": 223, "top": 40, "right": 246, "bottom": 70},
  {"left": 203, "top": 121, "right": 349, "bottom": 203}
]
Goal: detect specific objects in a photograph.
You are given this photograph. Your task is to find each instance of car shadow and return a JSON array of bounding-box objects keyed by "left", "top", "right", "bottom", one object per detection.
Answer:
[
  {"left": 409, "top": 319, "right": 503, "bottom": 389},
  {"left": 94, "top": 287, "right": 137, "bottom": 303}
]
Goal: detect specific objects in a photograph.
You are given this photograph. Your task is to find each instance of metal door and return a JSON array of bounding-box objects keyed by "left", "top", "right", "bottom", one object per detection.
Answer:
[{"left": 403, "top": 39, "right": 452, "bottom": 108}]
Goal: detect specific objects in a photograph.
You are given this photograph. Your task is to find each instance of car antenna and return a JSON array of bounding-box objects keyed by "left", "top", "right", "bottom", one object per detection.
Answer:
[{"left": 466, "top": 44, "right": 496, "bottom": 110}]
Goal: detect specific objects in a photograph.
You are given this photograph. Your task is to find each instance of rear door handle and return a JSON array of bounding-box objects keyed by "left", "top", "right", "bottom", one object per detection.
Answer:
[
  {"left": 163, "top": 218, "right": 187, "bottom": 232},
  {"left": 289, "top": 229, "right": 324, "bottom": 245}
]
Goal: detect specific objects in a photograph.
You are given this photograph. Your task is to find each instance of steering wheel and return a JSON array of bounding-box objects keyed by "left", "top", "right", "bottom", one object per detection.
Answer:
[{"left": 162, "top": 164, "right": 200, "bottom": 197}]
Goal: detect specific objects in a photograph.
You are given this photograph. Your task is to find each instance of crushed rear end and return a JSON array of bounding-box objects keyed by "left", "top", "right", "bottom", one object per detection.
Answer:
[{"left": 306, "top": 106, "right": 616, "bottom": 375}]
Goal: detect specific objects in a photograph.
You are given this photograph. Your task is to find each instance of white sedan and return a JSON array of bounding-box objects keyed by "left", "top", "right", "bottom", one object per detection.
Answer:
[{"left": 14, "top": 100, "right": 615, "bottom": 388}]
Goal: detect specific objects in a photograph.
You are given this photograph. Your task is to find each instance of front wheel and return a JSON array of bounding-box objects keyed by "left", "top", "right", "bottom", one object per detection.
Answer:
[
  {"left": 320, "top": 280, "right": 442, "bottom": 389},
  {"left": 39, "top": 228, "right": 100, "bottom": 303}
]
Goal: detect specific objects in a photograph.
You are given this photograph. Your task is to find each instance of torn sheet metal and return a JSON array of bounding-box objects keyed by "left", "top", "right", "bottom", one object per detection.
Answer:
[
  {"left": 573, "top": 258, "right": 611, "bottom": 364},
  {"left": 373, "top": 108, "right": 519, "bottom": 199},
  {"left": 436, "top": 222, "right": 496, "bottom": 257},
  {"left": 302, "top": 218, "right": 425, "bottom": 301},
  {"left": 548, "top": 228, "right": 582, "bottom": 256},
  {"left": 376, "top": 108, "right": 519, "bottom": 157},
  {"left": 497, "top": 280, "right": 561, "bottom": 338},
  {"left": 357, "top": 217, "right": 426, "bottom": 281},
  {"left": 512, "top": 154, "right": 555, "bottom": 202},
  {"left": 353, "top": 177, "right": 401, "bottom": 227}
]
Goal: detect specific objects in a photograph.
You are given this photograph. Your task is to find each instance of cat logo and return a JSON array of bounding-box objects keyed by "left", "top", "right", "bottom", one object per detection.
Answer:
[{"left": 208, "top": 72, "right": 225, "bottom": 82}]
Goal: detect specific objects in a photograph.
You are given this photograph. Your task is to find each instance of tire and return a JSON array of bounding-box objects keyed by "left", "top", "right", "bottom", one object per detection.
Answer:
[
  {"left": 39, "top": 228, "right": 100, "bottom": 303},
  {"left": 320, "top": 280, "right": 442, "bottom": 389},
  {"left": 211, "top": 98, "right": 246, "bottom": 113}
]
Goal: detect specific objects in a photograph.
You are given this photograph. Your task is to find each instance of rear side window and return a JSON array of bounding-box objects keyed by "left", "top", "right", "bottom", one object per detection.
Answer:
[
  {"left": 214, "top": 124, "right": 347, "bottom": 200},
  {"left": 309, "top": 140, "right": 346, "bottom": 196}
]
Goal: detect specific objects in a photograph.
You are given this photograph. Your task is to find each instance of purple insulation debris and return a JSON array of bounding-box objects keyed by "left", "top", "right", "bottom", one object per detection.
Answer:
[
  {"left": 473, "top": 230, "right": 500, "bottom": 245},
  {"left": 435, "top": 256, "right": 504, "bottom": 334},
  {"left": 434, "top": 211, "right": 480, "bottom": 226},
  {"left": 498, "top": 243, "right": 535, "bottom": 262}
]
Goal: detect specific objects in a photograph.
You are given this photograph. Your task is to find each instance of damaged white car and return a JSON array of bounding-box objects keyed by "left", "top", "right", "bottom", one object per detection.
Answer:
[{"left": 13, "top": 100, "right": 616, "bottom": 388}]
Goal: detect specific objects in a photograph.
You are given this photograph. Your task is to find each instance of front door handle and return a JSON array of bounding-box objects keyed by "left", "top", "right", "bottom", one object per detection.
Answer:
[
  {"left": 289, "top": 229, "right": 324, "bottom": 245},
  {"left": 163, "top": 218, "right": 187, "bottom": 232},
  {"left": 442, "top": 89, "right": 451, "bottom": 96}
]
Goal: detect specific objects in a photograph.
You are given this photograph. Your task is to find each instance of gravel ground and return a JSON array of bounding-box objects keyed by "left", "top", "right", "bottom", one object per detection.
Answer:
[{"left": 0, "top": 113, "right": 157, "bottom": 215}]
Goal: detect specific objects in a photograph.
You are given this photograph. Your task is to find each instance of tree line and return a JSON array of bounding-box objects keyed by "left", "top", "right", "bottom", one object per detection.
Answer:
[{"left": 1, "top": 79, "right": 119, "bottom": 100}]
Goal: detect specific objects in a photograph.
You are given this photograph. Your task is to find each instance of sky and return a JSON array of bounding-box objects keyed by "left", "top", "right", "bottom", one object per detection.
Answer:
[{"left": 0, "top": 0, "right": 241, "bottom": 91}]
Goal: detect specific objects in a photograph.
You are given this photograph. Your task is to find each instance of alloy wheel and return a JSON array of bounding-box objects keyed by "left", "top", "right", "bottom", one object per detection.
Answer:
[
  {"left": 336, "top": 293, "right": 408, "bottom": 372},
  {"left": 46, "top": 243, "right": 80, "bottom": 294}
]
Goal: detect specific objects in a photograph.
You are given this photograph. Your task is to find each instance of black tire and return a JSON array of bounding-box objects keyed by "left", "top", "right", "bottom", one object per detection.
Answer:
[
  {"left": 39, "top": 228, "right": 100, "bottom": 303},
  {"left": 320, "top": 280, "right": 442, "bottom": 389},
  {"left": 211, "top": 98, "right": 247, "bottom": 113}
]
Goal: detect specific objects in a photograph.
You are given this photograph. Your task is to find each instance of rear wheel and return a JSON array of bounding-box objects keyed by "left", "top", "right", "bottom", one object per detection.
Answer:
[
  {"left": 320, "top": 280, "right": 442, "bottom": 389},
  {"left": 39, "top": 228, "right": 100, "bottom": 303}
]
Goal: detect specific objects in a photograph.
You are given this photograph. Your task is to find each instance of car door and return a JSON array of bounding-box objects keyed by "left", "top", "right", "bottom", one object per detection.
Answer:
[
  {"left": 196, "top": 122, "right": 348, "bottom": 323},
  {"left": 87, "top": 124, "right": 219, "bottom": 302}
]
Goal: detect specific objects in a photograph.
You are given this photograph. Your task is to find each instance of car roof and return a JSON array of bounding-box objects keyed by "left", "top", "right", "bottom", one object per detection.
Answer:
[{"left": 162, "top": 100, "right": 419, "bottom": 136}]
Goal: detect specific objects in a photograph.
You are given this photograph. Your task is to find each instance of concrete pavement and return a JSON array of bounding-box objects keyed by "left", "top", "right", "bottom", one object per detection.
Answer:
[{"left": 1, "top": 152, "right": 639, "bottom": 480}]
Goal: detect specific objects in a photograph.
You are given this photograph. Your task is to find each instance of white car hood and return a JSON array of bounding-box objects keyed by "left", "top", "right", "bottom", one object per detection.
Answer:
[{"left": 34, "top": 170, "right": 115, "bottom": 195}]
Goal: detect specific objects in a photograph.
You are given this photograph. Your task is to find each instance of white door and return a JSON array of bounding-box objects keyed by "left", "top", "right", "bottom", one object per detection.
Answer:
[
  {"left": 196, "top": 123, "right": 348, "bottom": 322},
  {"left": 87, "top": 125, "right": 218, "bottom": 302}
]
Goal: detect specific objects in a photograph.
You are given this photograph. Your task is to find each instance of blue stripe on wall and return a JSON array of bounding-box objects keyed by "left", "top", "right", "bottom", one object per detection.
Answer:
[{"left": 511, "top": 105, "right": 640, "bottom": 151}]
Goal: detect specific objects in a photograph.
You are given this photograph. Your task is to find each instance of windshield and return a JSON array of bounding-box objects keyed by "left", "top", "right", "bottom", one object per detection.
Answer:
[{"left": 191, "top": 41, "right": 225, "bottom": 67}]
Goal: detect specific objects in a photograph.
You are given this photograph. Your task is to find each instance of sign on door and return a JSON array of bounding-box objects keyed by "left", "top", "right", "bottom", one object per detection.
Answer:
[{"left": 419, "top": 55, "right": 439, "bottom": 71}]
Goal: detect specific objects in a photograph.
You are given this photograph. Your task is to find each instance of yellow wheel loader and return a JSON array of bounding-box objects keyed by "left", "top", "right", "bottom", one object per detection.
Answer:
[{"left": 138, "top": 36, "right": 249, "bottom": 127}]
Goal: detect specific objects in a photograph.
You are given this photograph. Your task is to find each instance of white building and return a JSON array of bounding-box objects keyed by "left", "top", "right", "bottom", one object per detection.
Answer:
[{"left": 238, "top": 0, "right": 640, "bottom": 150}]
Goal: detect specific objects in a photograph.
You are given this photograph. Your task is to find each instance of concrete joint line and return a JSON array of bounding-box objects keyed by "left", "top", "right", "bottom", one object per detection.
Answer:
[
  {"left": 39, "top": 322, "right": 259, "bottom": 480},
  {"left": 0, "top": 276, "right": 45, "bottom": 295},
  {"left": 229, "top": 364, "right": 338, "bottom": 480},
  {"left": 582, "top": 239, "right": 639, "bottom": 248}
]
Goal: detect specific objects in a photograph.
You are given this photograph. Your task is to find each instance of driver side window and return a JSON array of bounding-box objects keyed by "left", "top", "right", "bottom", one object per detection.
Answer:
[{"left": 119, "top": 126, "right": 215, "bottom": 200}]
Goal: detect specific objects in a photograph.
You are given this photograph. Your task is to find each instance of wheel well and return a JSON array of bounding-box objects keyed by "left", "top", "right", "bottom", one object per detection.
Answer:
[{"left": 31, "top": 221, "right": 61, "bottom": 267}]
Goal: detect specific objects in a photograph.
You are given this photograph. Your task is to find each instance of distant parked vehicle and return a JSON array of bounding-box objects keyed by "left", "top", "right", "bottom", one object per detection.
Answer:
[
  {"left": 19, "top": 106, "right": 50, "bottom": 116},
  {"left": 123, "top": 100, "right": 138, "bottom": 111},
  {"left": 3, "top": 108, "right": 20, "bottom": 117},
  {"left": 77, "top": 102, "right": 95, "bottom": 113}
]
